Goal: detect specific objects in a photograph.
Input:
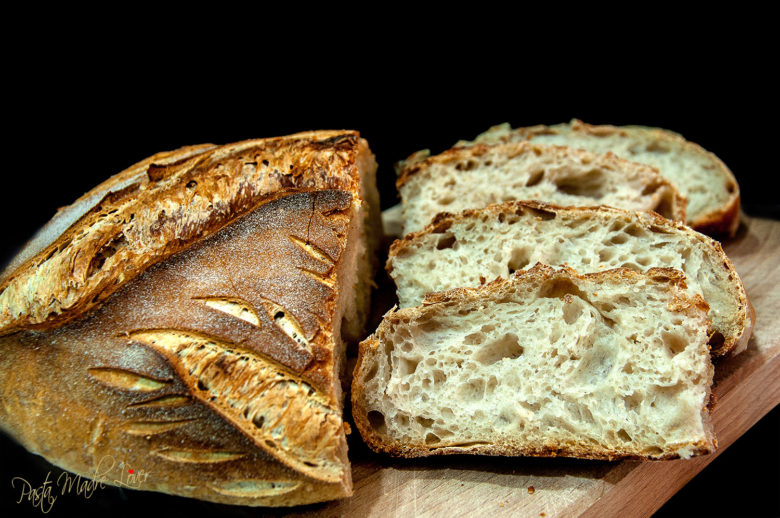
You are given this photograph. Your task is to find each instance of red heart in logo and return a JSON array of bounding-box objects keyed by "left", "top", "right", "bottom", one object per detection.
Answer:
[{"left": 128, "top": 469, "right": 134, "bottom": 474}]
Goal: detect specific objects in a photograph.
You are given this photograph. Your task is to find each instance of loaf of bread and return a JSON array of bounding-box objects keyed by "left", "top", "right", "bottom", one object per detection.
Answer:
[
  {"left": 397, "top": 141, "right": 686, "bottom": 235},
  {"left": 352, "top": 265, "right": 716, "bottom": 460},
  {"left": 0, "top": 131, "right": 381, "bottom": 506},
  {"left": 387, "top": 201, "right": 752, "bottom": 358},
  {"left": 459, "top": 120, "right": 740, "bottom": 237}
]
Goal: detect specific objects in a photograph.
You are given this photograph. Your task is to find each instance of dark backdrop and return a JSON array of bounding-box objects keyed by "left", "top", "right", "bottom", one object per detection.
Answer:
[
  {"left": 1, "top": 52, "right": 777, "bottom": 517},
  {"left": 2, "top": 71, "right": 778, "bottom": 265}
]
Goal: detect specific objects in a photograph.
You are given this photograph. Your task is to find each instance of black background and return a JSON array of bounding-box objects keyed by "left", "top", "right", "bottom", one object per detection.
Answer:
[{"left": 1, "top": 39, "right": 778, "bottom": 517}]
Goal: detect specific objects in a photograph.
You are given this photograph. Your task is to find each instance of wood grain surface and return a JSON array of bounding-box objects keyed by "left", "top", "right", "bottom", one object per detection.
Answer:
[{"left": 300, "top": 211, "right": 780, "bottom": 518}]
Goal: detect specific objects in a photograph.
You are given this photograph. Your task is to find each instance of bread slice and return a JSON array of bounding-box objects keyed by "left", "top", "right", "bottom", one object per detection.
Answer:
[
  {"left": 352, "top": 265, "right": 716, "bottom": 460},
  {"left": 396, "top": 141, "right": 686, "bottom": 235},
  {"left": 460, "top": 120, "right": 740, "bottom": 237},
  {"left": 0, "top": 131, "right": 381, "bottom": 506},
  {"left": 387, "top": 201, "right": 752, "bottom": 358}
]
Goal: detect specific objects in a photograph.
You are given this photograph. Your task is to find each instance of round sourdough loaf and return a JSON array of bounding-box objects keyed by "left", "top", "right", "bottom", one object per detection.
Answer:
[{"left": 0, "top": 130, "right": 382, "bottom": 506}]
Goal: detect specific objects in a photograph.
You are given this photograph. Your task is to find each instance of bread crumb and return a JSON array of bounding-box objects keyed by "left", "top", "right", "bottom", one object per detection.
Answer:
[
  {"left": 540, "top": 513, "right": 546, "bottom": 517},
  {"left": 528, "top": 486, "right": 535, "bottom": 494},
  {"left": 500, "top": 502, "right": 504, "bottom": 507}
]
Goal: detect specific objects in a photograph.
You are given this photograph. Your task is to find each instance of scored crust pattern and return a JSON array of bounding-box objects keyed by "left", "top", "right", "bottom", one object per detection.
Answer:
[
  {"left": 0, "top": 131, "right": 363, "bottom": 335},
  {"left": 0, "top": 134, "right": 374, "bottom": 505},
  {"left": 69, "top": 189, "right": 354, "bottom": 501},
  {"left": 87, "top": 364, "right": 250, "bottom": 464},
  {"left": 129, "top": 329, "right": 346, "bottom": 483}
]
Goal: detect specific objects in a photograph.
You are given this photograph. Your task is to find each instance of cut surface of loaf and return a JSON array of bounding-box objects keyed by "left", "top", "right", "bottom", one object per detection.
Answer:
[
  {"left": 461, "top": 120, "right": 740, "bottom": 236},
  {"left": 0, "top": 131, "right": 382, "bottom": 507},
  {"left": 388, "top": 202, "right": 752, "bottom": 358},
  {"left": 353, "top": 265, "right": 716, "bottom": 460},
  {"left": 396, "top": 141, "right": 686, "bottom": 235}
]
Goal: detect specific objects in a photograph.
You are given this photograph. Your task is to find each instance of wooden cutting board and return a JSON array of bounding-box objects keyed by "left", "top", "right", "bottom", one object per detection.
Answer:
[{"left": 296, "top": 211, "right": 780, "bottom": 518}]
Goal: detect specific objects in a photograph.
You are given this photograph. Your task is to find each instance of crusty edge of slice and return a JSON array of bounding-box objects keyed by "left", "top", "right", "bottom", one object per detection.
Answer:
[
  {"left": 691, "top": 193, "right": 741, "bottom": 237},
  {"left": 386, "top": 200, "right": 753, "bottom": 358},
  {"left": 352, "top": 264, "right": 716, "bottom": 460}
]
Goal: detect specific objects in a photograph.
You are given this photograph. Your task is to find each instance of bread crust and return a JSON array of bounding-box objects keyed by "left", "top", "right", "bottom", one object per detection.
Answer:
[
  {"left": 352, "top": 264, "right": 715, "bottom": 461},
  {"left": 1, "top": 190, "right": 357, "bottom": 506},
  {"left": 0, "top": 131, "right": 381, "bottom": 507},
  {"left": 464, "top": 119, "right": 741, "bottom": 237},
  {"left": 691, "top": 193, "right": 741, "bottom": 238},
  {"left": 0, "top": 130, "right": 365, "bottom": 336},
  {"left": 0, "top": 144, "right": 218, "bottom": 283},
  {"left": 387, "top": 200, "right": 752, "bottom": 358}
]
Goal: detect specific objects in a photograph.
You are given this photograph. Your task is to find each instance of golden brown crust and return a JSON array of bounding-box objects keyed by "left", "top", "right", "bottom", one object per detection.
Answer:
[
  {"left": 0, "top": 130, "right": 364, "bottom": 336},
  {"left": 467, "top": 119, "right": 741, "bottom": 237},
  {"left": 1, "top": 189, "right": 360, "bottom": 506},
  {"left": 387, "top": 200, "right": 751, "bottom": 358},
  {"left": 352, "top": 264, "right": 715, "bottom": 461},
  {"left": 691, "top": 193, "right": 741, "bottom": 238},
  {"left": 0, "top": 131, "right": 382, "bottom": 506},
  {"left": 0, "top": 144, "right": 218, "bottom": 284}
]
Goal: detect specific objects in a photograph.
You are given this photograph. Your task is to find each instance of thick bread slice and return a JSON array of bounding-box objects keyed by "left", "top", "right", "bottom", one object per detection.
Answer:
[
  {"left": 0, "top": 131, "right": 382, "bottom": 507},
  {"left": 460, "top": 120, "right": 740, "bottom": 237},
  {"left": 396, "top": 141, "right": 686, "bottom": 235},
  {"left": 353, "top": 265, "right": 716, "bottom": 460},
  {"left": 387, "top": 201, "right": 752, "bottom": 358}
]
